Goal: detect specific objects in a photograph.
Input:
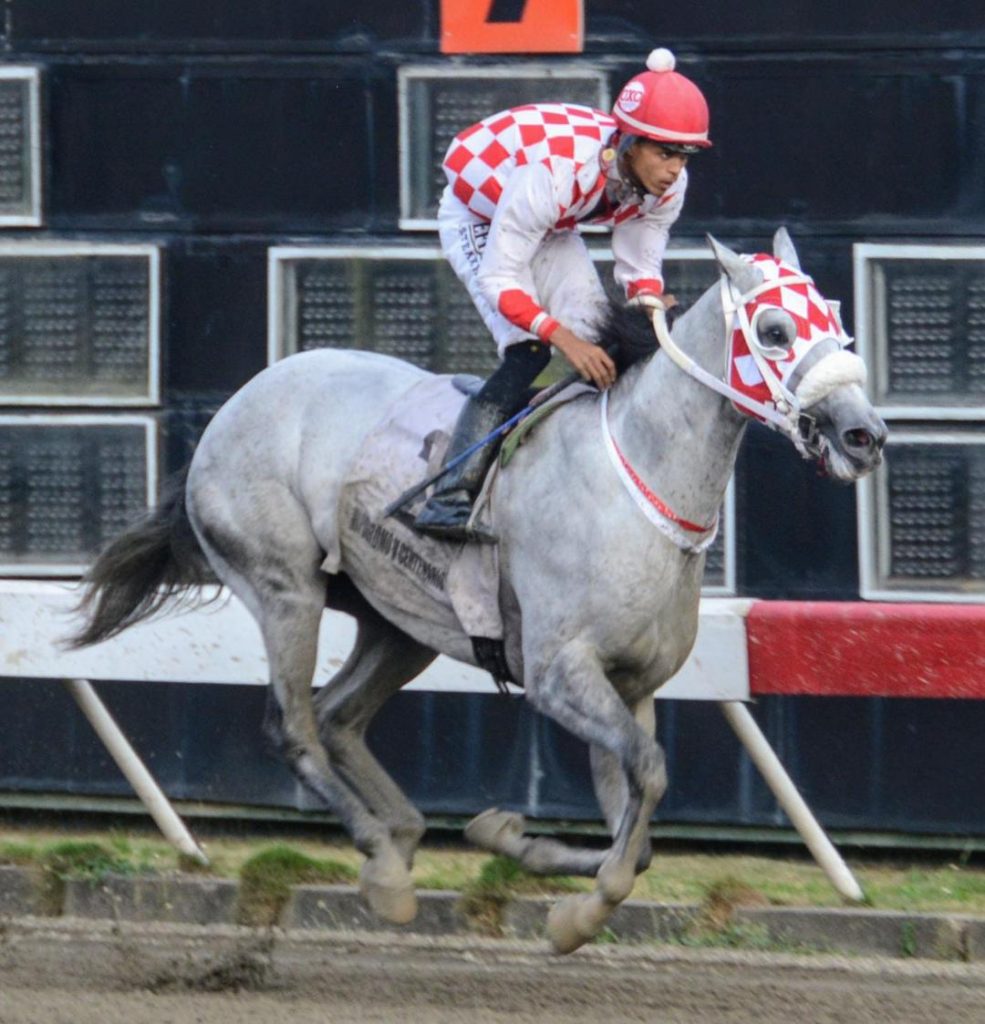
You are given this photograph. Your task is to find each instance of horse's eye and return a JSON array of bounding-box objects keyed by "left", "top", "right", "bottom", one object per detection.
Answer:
[{"left": 766, "top": 327, "right": 787, "bottom": 345}]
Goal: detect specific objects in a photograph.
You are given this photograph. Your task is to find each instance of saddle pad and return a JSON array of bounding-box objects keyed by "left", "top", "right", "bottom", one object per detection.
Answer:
[
  {"left": 500, "top": 381, "right": 594, "bottom": 467},
  {"left": 334, "top": 375, "right": 504, "bottom": 641}
]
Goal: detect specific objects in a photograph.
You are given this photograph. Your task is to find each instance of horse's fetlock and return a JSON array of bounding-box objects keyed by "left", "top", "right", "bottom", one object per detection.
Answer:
[
  {"left": 352, "top": 823, "right": 396, "bottom": 861},
  {"left": 597, "top": 857, "right": 635, "bottom": 905},
  {"left": 392, "top": 812, "right": 426, "bottom": 859}
]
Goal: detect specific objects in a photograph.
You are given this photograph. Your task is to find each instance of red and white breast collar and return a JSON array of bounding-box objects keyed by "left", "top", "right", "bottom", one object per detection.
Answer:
[{"left": 599, "top": 390, "right": 719, "bottom": 554}]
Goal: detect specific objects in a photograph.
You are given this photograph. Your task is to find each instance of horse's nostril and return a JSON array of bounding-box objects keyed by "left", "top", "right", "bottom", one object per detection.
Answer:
[{"left": 845, "top": 428, "right": 872, "bottom": 450}]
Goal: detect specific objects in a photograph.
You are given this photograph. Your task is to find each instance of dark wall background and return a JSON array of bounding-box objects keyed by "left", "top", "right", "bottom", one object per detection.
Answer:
[
  {"left": 1, "top": 4, "right": 981, "bottom": 835},
  {"left": 4, "top": 0, "right": 982, "bottom": 598}
]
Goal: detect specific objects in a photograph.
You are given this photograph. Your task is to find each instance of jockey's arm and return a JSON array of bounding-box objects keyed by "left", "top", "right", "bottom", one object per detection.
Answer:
[
  {"left": 611, "top": 179, "right": 686, "bottom": 308},
  {"left": 477, "top": 164, "right": 616, "bottom": 390}
]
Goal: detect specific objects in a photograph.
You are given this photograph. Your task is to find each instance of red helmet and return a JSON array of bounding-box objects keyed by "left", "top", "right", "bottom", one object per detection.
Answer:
[{"left": 612, "top": 48, "right": 712, "bottom": 150}]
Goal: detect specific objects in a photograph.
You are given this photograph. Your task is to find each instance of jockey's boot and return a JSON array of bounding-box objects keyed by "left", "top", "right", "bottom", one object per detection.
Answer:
[
  {"left": 413, "top": 394, "right": 505, "bottom": 541},
  {"left": 415, "top": 340, "right": 552, "bottom": 541}
]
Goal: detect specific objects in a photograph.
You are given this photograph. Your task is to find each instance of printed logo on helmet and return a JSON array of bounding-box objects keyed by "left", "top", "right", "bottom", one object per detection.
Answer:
[{"left": 618, "top": 84, "right": 644, "bottom": 113}]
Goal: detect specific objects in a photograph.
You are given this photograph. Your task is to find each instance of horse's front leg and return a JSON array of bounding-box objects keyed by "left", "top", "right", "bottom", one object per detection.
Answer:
[{"left": 527, "top": 640, "right": 667, "bottom": 954}]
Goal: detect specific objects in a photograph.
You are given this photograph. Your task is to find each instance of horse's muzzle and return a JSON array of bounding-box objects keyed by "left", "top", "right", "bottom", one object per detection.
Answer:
[{"left": 841, "top": 414, "right": 888, "bottom": 470}]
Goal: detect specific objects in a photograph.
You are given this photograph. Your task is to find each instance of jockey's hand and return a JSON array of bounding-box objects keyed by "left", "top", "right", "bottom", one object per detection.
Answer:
[{"left": 550, "top": 326, "right": 617, "bottom": 390}]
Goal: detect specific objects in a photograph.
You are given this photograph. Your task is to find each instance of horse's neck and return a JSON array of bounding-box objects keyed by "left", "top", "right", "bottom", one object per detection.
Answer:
[{"left": 608, "top": 292, "right": 746, "bottom": 527}]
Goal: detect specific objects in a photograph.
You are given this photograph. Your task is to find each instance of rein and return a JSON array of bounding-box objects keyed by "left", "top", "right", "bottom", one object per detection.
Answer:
[{"left": 601, "top": 262, "right": 865, "bottom": 551}]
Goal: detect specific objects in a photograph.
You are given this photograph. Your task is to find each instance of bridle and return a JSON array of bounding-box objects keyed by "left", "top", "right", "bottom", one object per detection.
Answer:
[
  {"left": 652, "top": 261, "right": 866, "bottom": 460},
  {"left": 599, "top": 257, "right": 867, "bottom": 553}
]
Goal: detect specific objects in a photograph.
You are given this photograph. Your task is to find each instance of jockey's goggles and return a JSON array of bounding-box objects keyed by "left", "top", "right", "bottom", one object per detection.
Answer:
[{"left": 617, "top": 133, "right": 702, "bottom": 158}]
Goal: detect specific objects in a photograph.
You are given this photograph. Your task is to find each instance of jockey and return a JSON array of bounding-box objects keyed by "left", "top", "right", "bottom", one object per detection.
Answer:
[{"left": 415, "top": 47, "right": 712, "bottom": 540}]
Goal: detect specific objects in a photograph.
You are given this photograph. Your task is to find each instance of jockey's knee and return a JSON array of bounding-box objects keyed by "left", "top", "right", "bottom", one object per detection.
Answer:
[{"left": 478, "top": 341, "right": 552, "bottom": 413}]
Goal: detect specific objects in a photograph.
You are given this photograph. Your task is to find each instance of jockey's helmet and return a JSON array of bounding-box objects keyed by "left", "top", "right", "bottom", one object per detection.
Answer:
[{"left": 612, "top": 48, "right": 712, "bottom": 153}]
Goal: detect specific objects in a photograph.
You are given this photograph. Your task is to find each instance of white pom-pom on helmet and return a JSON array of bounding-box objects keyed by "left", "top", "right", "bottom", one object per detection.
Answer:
[{"left": 612, "top": 47, "right": 712, "bottom": 151}]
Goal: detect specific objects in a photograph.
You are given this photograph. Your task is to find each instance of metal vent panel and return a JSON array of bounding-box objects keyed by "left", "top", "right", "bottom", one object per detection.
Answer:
[
  {"left": 0, "top": 68, "right": 41, "bottom": 227},
  {"left": 858, "top": 430, "right": 985, "bottom": 601},
  {"left": 399, "top": 66, "right": 609, "bottom": 229},
  {"left": 0, "top": 243, "right": 160, "bottom": 404},
  {"left": 0, "top": 415, "right": 156, "bottom": 576},
  {"left": 854, "top": 244, "right": 985, "bottom": 417}
]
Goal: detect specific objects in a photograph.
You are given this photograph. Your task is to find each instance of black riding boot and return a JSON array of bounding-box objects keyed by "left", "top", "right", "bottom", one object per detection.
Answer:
[
  {"left": 414, "top": 341, "right": 552, "bottom": 541},
  {"left": 413, "top": 394, "right": 506, "bottom": 540}
]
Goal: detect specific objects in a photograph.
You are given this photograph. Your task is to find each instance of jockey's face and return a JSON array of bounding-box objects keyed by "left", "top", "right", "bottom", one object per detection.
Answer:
[{"left": 623, "top": 140, "right": 688, "bottom": 198}]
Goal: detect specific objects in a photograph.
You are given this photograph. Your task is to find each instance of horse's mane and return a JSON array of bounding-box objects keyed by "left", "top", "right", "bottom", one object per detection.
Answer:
[{"left": 595, "top": 301, "right": 661, "bottom": 375}]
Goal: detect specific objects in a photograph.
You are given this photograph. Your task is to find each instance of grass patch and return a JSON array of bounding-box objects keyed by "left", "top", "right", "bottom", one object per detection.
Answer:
[
  {"left": 3, "top": 822, "right": 985, "bottom": 917},
  {"left": 36, "top": 839, "right": 142, "bottom": 913},
  {"left": 459, "top": 855, "right": 585, "bottom": 936},
  {"left": 0, "top": 841, "right": 37, "bottom": 865},
  {"left": 40, "top": 840, "right": 137, "bottom": 882},
  {"left": 237, "top": 844, "right": 357, "bottom": 926}
]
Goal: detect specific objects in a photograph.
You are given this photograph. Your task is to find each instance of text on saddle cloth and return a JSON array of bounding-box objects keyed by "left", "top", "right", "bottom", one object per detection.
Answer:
[{"left": 333, "top": 375, "right": 503, "bottom": 641}]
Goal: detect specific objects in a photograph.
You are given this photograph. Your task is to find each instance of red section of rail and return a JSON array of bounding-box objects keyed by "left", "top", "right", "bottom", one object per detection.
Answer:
[{"left": 747, "top": 601, "right": 985, "bottom": 699}]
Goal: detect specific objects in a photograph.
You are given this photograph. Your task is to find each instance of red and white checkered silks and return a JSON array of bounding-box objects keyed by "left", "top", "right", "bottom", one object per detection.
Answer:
[
  {"left": 443, "top": 104, "right": 625, "bottom": 226},
  {"left": 727, "top": 255, "right": 844, "bottom": 415},
  {"left": 439, "top": 103, "right": 686, "bottom": 351}
]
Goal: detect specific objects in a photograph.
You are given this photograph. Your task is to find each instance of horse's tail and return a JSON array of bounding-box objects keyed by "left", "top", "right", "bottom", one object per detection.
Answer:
[{"left": 68, "top": 465, "right": 214, "bottom": 648}]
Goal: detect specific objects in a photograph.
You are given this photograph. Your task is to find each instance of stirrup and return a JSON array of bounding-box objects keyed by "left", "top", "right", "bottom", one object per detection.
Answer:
[
  {"left": 415, "top": 491, "right": 497, "bottom": 544},
  {"left": 414, "top": 490, "right": 473, "bottom": 539}
]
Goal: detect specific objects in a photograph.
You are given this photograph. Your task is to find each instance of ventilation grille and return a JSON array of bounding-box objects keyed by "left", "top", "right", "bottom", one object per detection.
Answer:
[
  {"left": 0, "top": 418, "right": 153, "bottom": 575},
  {"left": 0, "top": 247, "right": 158, "bottom": 404},
  {"left": 0, "top": 69, "right": 39, "bottom": 225},
  {"left": 861, "top": 434, "right": 985, "bottom": 599},
  {"left": 857, "top": 250, "right": 985, "bottom": 412}
]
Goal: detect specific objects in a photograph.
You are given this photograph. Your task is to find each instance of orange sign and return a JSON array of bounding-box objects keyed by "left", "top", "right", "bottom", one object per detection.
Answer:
[{"left": 441, "top": 0, "right": 583, "bottom": 54}]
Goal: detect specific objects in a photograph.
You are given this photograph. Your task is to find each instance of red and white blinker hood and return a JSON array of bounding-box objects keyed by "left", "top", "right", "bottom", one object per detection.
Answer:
[{"left": 724, "top": 254, "right": 863, "bottom": 435}]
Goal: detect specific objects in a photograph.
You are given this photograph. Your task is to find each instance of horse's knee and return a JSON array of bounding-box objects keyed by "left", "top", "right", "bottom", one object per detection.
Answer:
[{"left": 635, "top": 839, "right": 654, "bottom": 875}]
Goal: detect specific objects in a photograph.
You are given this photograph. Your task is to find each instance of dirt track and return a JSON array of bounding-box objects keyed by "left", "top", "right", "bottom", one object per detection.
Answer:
[{"left": 2, "top": 920, "right": 985, "bottom": 1024}]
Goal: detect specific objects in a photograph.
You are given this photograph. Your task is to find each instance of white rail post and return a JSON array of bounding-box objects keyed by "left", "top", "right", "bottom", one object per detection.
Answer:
[
  {"left": 64, "top": 678, "right": 209, "bottom": 865},
  {"left": 720, "top": 700, "right": 864, "bottom": 902}
]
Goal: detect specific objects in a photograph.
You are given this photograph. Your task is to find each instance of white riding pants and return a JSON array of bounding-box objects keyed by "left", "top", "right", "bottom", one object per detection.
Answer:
[{"left": 437, "top": 188, "right": 609, "bottom": 357}]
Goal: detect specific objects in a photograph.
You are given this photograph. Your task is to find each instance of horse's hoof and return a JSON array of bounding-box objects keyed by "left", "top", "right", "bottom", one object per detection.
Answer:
[
  {"left": 546, "top": 893, "right": 611, "bottom": 955},
  {"left": 359, "top": 857, "right": 417, "bottom": 925},
  {"left": 464, "top": 808, "right": 526, "bottom": 853}
]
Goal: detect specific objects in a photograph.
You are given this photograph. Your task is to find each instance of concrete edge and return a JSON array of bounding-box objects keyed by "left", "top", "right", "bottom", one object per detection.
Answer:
[{"left": 1, "top": 866, "right": 983, "bottom": 961}]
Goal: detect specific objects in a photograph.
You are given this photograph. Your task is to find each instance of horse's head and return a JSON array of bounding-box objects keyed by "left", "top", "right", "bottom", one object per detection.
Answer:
[{"left": 707, "top": 229, "right": 887, "bottom": 482}]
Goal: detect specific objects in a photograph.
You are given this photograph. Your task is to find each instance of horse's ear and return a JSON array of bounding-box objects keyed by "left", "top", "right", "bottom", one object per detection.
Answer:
[
  {"left": 772, "top": 226, "right": 802, "bottom": 270},
  {"left": 706, "top": 234, "right": 761, "bottom": 294}
]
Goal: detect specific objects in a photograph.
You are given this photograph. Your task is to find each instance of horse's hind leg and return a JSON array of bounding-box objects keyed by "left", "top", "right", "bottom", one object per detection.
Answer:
[
  {"left": 190, "top": 492, "right": 416, "bottom": 924},
  {"left": 313, "top": 604, "right": 437, "bottom": 869}
]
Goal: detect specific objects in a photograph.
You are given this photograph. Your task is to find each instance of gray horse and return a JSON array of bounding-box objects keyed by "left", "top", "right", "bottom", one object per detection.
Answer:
[{"left": 70, "top": 230, "right": 886, "bottom": 954}]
